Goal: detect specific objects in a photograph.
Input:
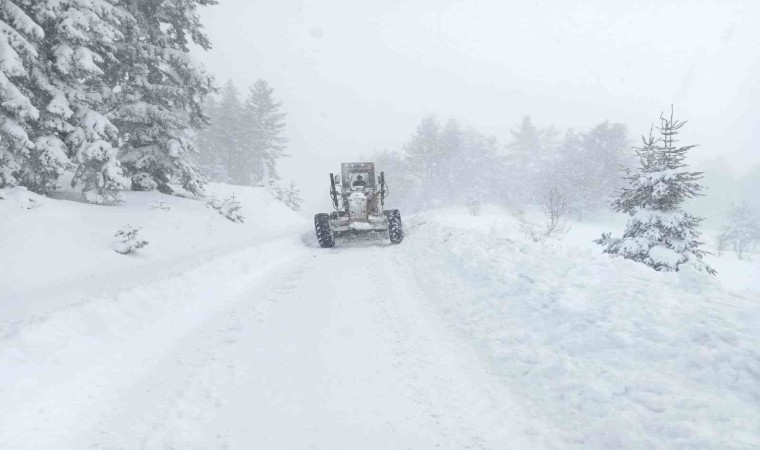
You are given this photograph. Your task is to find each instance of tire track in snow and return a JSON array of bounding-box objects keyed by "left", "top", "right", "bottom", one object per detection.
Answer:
[
  {"left": 83, "top": 258, "right": 316, "bottom": 450},
  {"left": 0, "top": 238, "right": 309, "bottom": 449}
]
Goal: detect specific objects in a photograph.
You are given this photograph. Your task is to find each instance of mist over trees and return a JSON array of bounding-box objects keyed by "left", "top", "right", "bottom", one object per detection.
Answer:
[
  {"left": 373, "top": 108, "right": 759, "bottom": 265},
  {"left": 0, "top": 0, "right": 216, "bottom": 203},
  {"left": 717, "top": 202, "right": 760, "bottom": 259},
  {"left": 1, "top": 0, "right": 756, "bottom": 246},
  {"left": 193, "top": 78, "right": 299, "bottom": 210},
  {"left": 194, "top": 78, "right": 289, "bottom": 187},
  {"left": 376, "top": 114, "right": 632, "bottom": 218}
]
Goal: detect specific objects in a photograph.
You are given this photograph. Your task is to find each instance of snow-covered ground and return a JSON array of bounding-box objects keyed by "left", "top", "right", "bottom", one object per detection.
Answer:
[
  {"left": 404, "top": 207, "right": 760, "bottom": 448},
  {"left": 0, "top": 182, "right": 304, "bottom": 299},
  {"left": 2, "top": 194, "right": 758, "bottom": 448}
]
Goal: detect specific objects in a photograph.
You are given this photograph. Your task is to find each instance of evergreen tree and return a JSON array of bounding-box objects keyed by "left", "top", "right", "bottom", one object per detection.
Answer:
[
  {"left": 194, "top": 95, "right": 227, "bottom": 181},
  {"left": 374, "top": 149, "right": 418, "bottom": 210},
  {"left": 28, "top": 0, "right": 128, "bottom": 202},
  {"left": 438, "top": 118, "right": 461, "bottom": 181},
  {"left": 507, "top": 115, "right": 541, "bottom": 154},
  {"left": 504, "top": 115, "right": 558, "bottom": 203},
  {"left": 459, "top": 130, "right": 499, "bottom": 214},
  {"left": 720, "top": 202, "right": 760, "bottom": 259},
  {"left": 0, "top": 1, "right": 43, "bottom": 188},
  {"left": 552, "top": 129, "right": 583, "bottom": 213},
  {"left": 404, "top": 115, "right": 440, "bottom": 205},
  {"left": 580, "top": 121, "right": 630, "bottom": 201},
  {"left": 556, "top": 122, "right": 631, "bottom": 214},
  {"left": 205, "top": 80, "right": 246, "bottom": 184},
  {"left": 282, "top": 181, "right": 302, "bottom": 211},
  {"left": 243, "top": 79, "right": 287, "bottom": 185},
  {"left": 108, "top": 0, "right": 216, "bottom": 196},
  {"left": 597, "top": 109, "right": 714, "bottom": 274}
]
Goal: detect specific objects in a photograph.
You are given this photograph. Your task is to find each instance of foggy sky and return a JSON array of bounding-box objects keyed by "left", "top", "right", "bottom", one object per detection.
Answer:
[{"left": 194, "top": 0, "right": 759, "bottom": 208}]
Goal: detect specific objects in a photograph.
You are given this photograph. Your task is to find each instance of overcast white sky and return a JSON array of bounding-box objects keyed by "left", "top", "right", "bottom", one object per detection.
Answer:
[{"left": 194, "top": 0, "right": 759, "bottom": 206}]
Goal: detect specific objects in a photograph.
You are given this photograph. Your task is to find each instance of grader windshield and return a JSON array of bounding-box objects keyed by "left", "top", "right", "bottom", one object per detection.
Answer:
[{"left": 341, "top": 162, "right": 375, "bottom": 190}]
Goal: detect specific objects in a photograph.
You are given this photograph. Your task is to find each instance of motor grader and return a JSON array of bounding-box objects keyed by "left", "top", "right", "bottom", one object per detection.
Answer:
[{"left": 314, "top": 162, "right": 403, "bottom": 248}]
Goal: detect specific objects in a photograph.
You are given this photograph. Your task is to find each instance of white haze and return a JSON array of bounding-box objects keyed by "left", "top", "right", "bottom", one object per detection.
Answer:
[{"left": 195, "top": 0, "right": 760, "bottom": 208}]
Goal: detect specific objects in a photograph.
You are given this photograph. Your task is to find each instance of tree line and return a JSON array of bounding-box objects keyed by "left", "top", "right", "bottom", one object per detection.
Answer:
[
  {"left": 0, "top": 0, "right": 216, "bottom": 203},
  {"left": 379, "top": 109, "right": 759, "bottom": 272},
  {"left": 195, "top": 80, "right": 288, "bottom": 187},
  {"left": 376, "top": 115, "right": 633, "bottom": 217}
]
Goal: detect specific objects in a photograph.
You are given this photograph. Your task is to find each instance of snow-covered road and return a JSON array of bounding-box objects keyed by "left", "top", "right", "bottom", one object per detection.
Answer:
[
  {"left": 1, "top": 235, "right": 533, "bottom": 449},
  {"left": 4, "top": 207, "right": 759, "bottom": 449}
]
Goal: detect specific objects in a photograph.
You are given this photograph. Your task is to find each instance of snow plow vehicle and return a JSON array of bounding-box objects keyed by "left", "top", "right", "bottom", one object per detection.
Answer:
[{"left": 314, "top": 162, "right": 403, "bottom": 248}]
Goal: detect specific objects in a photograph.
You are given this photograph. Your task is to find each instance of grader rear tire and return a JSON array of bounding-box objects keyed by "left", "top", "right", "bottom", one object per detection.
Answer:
[
  {"left": 314, "top": 213, "right": 335, "bottom": 248},
  {"left": 385, "top": 209, "right": 403, "bottom": 244}
]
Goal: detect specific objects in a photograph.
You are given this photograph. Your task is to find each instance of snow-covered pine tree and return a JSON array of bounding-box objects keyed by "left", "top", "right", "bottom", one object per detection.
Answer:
[
  {"left": 556, "top": 122, "right": 631, "bottom": 215},
  {"left": 504, "top": 115, "right": 558, "bottom": 204},
  {"left": 282, "top": 181, "right": 302, "bottom": 211},
  {"left": 28, "top": 0, "right": 129, "bottom": 202},
  {"left": 215, "top": 80, "right": 247, "bottom": 184},
  {"left": 373, "top": 149, "right": 417, "bottom": 210},
  {"left": 108, "top": 0, "right": 216, "bottom": 196},
  {"left": 0, "top": 1, "right": 43, "bottom": 188},
  {"left": 552, "top": 129, "right": 584, "bottom": 214},
  {"left": 436, "top": 119, "right": 464, "bottom": 201},
  {"left": 194, "top": 95, "right": 228, "bottom": 181},
  {"left": 597, "top": 109, "right": 714, "bottom": 274},
  {"left": 459, "top": 130, "right": 499, "bottom": 215},
  {"left": 404, "top": 116, "right": 441, "bottom": 207},
  {"left": 507, "top": 116, "right": 541, "bottom": 155},
  {"left": 720, "top": 202, "right": 760, "bottom": 259},
  {"left": 243, "top": 79, "right": 287, "bottom": 185}
]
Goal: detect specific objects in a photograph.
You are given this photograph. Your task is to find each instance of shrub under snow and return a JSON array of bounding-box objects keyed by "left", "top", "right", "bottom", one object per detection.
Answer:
[
  {"left": 113, "top": 225, "right": 149, "bottom": 255},
  {"left": 207, "top": 194, "right": 244, "bottom": 223}
]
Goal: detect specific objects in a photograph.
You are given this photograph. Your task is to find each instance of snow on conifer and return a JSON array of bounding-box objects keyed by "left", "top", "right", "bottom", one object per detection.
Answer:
[
  {"left": 504, "top": 115, "right": 559, "bottom": 203},
  {"left": 207, "top": 80, "right": 246, "bottom": 184},
  {"left": 194, "top": 96, "right": 228, "bottom": 181},
  {"left": 597, "top": 108, "right": 715, "bottom": 274},
  {"left": 404, "top": 115, "right": 441, "bottom": 206},
  {"left": 554, "top": 122, "right": 632, "bottom": 215},
  {"left": 243, "top": 79, "right": 288, "bottom": 184},
  {"left": 0, "top": 1, "right": 42, "bottom": 188},
  {"left": 196, "top": 79, "right": 290, "bottom": 188},
  {"left": 719, "top": 202, "right": 760, "bottom": 259},
  {"left": 109, "top": 0, "right": 215, "bottom": 196},
  {"left": 27, "top": 0, "right": 128, "bottom": 201}
]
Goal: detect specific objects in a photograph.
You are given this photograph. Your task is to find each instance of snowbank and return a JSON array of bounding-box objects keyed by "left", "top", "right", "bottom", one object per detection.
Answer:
[
  {"left": 401, "top": 207, "right": 760, "bottom": 448},
  {"left": 0, "top": 183, "right": 307, "bottom": 302}
]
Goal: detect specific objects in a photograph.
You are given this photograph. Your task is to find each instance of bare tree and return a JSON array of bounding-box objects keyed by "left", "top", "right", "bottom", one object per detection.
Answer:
[
  {"left": 541, "top": 186, "right": 570, "bottom": 237},
  {"left": 520, "top": 186, "right": 571, "bottom": 243}
]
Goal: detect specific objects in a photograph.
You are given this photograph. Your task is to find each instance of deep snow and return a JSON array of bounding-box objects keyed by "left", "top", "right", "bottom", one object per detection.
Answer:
[
  {"left": 2, "top": 191, "right": 759, "bottom": 449},
  {"left": 404, "top": 207, "right": 760, "bottom": 448},
  {"left": 0, "top": 182, "right": 305, "bottom": 299}
]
